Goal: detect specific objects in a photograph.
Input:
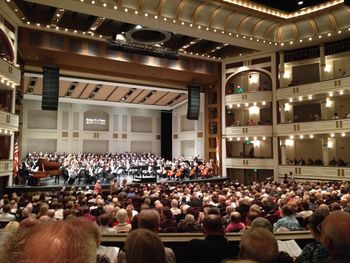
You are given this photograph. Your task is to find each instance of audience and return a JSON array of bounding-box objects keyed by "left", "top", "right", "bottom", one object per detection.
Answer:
[{"left": 1, "top": 179, "right": 350, "bottom": 262}]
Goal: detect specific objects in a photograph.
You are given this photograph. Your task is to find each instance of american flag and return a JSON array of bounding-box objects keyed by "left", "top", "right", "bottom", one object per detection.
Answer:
[{"left": 13, "top": 142, "right": 19, "bottom": 176}]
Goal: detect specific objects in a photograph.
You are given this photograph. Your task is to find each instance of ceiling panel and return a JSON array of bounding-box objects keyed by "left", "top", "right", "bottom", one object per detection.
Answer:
[
  {"left": 155, "top": 92, "right": 179, "bottom": 106},
  {"left": 59, "top": 80, "right": 71, "bottom": 97},
  {"left": 93, "top": 85, "right": 115, "bottom": 100},
  {"left": 79, "top": 83, "right": 96, "bottom": 99}
]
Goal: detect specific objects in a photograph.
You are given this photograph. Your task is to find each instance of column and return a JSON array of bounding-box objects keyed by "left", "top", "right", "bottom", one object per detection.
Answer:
[
  {"left": 280, "top": 104, "right": 286, "bottom": 123},
  {"left": 279, "top": 52, "right": 285, "bottom": 88},
  {"left": 320, "top": 44, "right": 326, "bottom": 81},
  {"left": 322, "top": 138, "right": 330, "bottom": 166},
  {"left": 280, "top": 139, "right": 287, "bottom": 165}
]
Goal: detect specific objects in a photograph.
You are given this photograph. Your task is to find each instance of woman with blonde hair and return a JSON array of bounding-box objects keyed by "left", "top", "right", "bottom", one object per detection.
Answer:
[{"left": 124, "top": 228, "right": 166, "bottom": 263}]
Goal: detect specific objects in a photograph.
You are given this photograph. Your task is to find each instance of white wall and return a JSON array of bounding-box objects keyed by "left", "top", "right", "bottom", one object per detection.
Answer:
[
  {"left": 22, "top": 99, "right": 161, "bottom": 156},
  {"left": 172, "top": 93, "right": 204, "bottom": 159}
]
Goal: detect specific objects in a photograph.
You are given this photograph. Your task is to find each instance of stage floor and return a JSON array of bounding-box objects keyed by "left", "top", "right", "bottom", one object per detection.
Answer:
[{"left": 6, "top": 175, "right": 227, "bottom": 193}]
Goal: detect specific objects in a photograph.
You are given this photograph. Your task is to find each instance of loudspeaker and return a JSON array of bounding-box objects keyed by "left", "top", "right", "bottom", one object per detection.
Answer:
[
  {"left": 161, "top": 110, "right": 172, "bottom": 161},
  {"left": 42, "top": 65, "right": 59, "bottom": 111},
  {"left": 186, "top": 85, "right": 200, "bottom": 120}
]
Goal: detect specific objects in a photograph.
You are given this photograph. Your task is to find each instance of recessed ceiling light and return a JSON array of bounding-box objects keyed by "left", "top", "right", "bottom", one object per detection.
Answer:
[{"left": 298, "top": 1, "right": 304, "bottom": 5}]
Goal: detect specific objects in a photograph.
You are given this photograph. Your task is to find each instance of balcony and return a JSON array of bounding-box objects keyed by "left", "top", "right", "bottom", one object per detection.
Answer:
[
  {"left": 225, "top": 125, "right": 272, "bottom": 137},
  {"left": 0, "top": 58, "right": 21, "bottom": 86},
  {"left": 277, "top": 76, "right": 350, "bottom": 101},
  {"left": 0, "top": 160, "right": 13, "bottom": 177},
  {"left": 278, "top": 165, "right": 350, "bottom": 181},
  {"left": 0, "top": 110, "right": 19, "bottom": 132},
  {"left": 226, "top": 158, "right": 274, "bottom": 169},
  {"left": 277, "top": 119, "right": 350, "bottom": 136},
  {"left": 226, "top": 91, "right": 272, "bottom": 105}
]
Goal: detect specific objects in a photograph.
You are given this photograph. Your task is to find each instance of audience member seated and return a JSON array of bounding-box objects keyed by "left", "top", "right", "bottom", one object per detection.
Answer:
[
  {"left": 123, "top": 228, "right": 166, "bottom": 263},
  {"left": 1, "top": 217, "right": 100, "bottom": 263},
  {"left": 185, "top": 214, "right": 235, "bottom": 263},
  {"left": 273, "top": 205, "right": 301, "bottom": 232},
  {"left": 295, "top": 210, "right": 329, "bottom": 263},
  {"left": 177, "top": 214, "right": 201, "bottom": 233},
  {"left": 239, "top": 227, "right": 279, "bottom": 263},
  {"left": 225, "top": 212, "right": 245, "bottom": 233},
  {"left": 160, "top": 206, "right": 178, "bottom": 232},
  {"left": 320, "top": 211, "right": 350, "bottom": 263},
  {"left": 113, "top": 209, "right": 131, "bottom": 233}
]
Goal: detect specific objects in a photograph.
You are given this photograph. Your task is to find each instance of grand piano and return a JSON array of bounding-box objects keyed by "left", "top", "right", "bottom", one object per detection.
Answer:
[{"left": 31, "top": 158, "right": 61, "bottom": 184}]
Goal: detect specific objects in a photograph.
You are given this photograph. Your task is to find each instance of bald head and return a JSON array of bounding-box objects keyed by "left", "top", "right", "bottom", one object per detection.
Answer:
[
  {"left": 321, "top": 211, "right": 350, "bottom": 259},
  {"left": 138, "top": 209, "right": 160, "bottom": 233},
  {"left": 202, "top": 214, "right": 224, "bottom": 237}
]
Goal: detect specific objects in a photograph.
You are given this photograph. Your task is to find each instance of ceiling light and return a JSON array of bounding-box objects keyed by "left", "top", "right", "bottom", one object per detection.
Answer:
[
  {"left": 308, "top": 95, "right": 312, "bottom": 100},
  {"left": 338, "top": 30, "right": 342, "bottom": 34},
  {"left": 327, "top": 33, "right": 332, "bottom": 37},
  {"left": 310, "top": 134, "right": 314, "bottom": 138},
  {"left": 339, "top": 90, "right": 344, "bottom": 95},
  {"left": 134, "top": 10, "right": 138, "bottom": 14},
  {"left": 163, "top": 17, "right": 167, "bottom": 21},
  {"left": 308, "top": 37, "right": 312, "bottom": 41},
  {"left": 331, "top": 133, "right": 335, "bottom": 137},
  {"left": 114, "top": 5, "right": 117, "bottom": 9},
  {"left": 198, "top": 25, "right": 201, "bottom": 29},
  {"left": 318, "top": 35, "right": 322, "bottom": 39},
  {"left": 154, "top": 15, "right": 158, "bottom": 19},
  {"left": 290, "top": 135, "right": 294, "bottom": 139},
  {"left": 299, "top": 39, "right": 303, "bottom": 42},
  {"left": 298, "top": 1, "right": 304, "bottom": 5},
  {"left": 124, "top": 8, "right": 128, "bottom": 12},
  {"left": 206, "top": 27, "right": 209, "bottom": 31},
  {"left": 342, "top": 132, "right": 346, "bottom": 137},
  {"left": 237, "top": 137, "right": 241, "bottom": 141},
  {"left": 300, "top": 135, "right": 304, "bottom": 139},
  {"left": 91, "top": 0, "right": 95, "bottom": 4}
]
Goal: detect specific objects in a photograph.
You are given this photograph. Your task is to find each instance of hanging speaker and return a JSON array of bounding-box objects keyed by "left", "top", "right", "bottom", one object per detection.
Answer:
[
  {"left": 187, "top": 85, "right": 200, "bottom": 120},
  {"left": 42, "top": 65, "right": 59, "bottom": 111}
]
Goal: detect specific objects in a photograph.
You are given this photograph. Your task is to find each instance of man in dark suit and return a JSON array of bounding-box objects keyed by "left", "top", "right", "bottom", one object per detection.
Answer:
[{"left": 184, "top": 214, "right": 235, "bottom": 263}]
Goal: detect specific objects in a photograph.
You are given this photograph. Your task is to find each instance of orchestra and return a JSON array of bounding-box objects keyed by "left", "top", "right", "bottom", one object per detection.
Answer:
[{"left": 17, "top": 152, "right": 216, "bottom": 186}]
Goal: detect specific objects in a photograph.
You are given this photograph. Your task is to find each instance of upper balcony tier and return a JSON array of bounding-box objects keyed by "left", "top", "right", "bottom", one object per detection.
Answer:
[
  {"left": 277, "top": 119, "right": 350, "bottom": 136},
  {"left": 226, "top": 158, "right": 274, "bottom": 169},
  {"left": 278, "top": 165, "right": 350, "bottom": 181},
  {"left": 0, "top": 110, "right": 19, "bottom": 133},
  {"left": 277, "top": 76, "right": 350, "bottom": 101},
  {"left": 0, "top": 58, "right": 21, "bottom": 87},
  {"left": 225, "top": 125, "right": 272, "bottom": 137},
  {"left": 226, "top": 91, "right": 272, "bottom": 106}
]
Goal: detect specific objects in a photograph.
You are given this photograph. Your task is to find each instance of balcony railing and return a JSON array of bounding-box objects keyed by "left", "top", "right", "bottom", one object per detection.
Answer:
[
  {"left": 277, "top": 119, "right": 350, "bottom": 136},
  {"left": 226, "top": 158, "right": 274, "bottom": 169},
  {"left": 278, "top": 165, "right": 350, "bottom": 181},
  {"left": 226, "top": 91, "right": 272, "bottom": 105},
  {"left": 0, "top": 160, "right": 13, "bottom": 176},
  {"left": 277, "top": 76, "right": 350, "bottom": 101},
  {"left": 0, "top": 110, "right": 19, "bottom": 132},
  {"left": 0, "top": 58, "right": 21, "bottom": 86},
  {"left": 225, "top": 125, "right": 272, "bottom": 137}
]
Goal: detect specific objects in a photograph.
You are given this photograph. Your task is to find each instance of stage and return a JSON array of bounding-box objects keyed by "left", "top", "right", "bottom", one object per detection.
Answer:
[{"left": 6, "top": 175, "right": 228, "bottom": 194}]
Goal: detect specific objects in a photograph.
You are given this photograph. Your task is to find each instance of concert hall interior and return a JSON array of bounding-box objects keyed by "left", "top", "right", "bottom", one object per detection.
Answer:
[{"left": 1, "top": 0, "right": 350, "bottom": 262}]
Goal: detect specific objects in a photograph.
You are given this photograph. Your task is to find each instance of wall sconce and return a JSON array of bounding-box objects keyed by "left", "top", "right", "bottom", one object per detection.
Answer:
[
  {"left": 324, "top": 63, "right": 332, "bottom": 73},
  {"left": 285, "top": 139, "right": 294, "bottom": 147},
  {"left": 252, "top": 140, "right": 261, "bottom": 147},
  {"left": 326, "top": 98, "right": 332, "bottom": 108},
  {"left": 284, "top": 103, "right": 291, "bottom": 112},
  {"left": 249, "top": 106, "right": 260, "bottom": 115},
  {"left": 283, "top": 70, "right": 291, "bottom": 79},
  {"left": 327, "top": 140, "right": 333, "bottom": 148},
  {"left": 249, "top": 74, "right": 259, "bottom": 84}
]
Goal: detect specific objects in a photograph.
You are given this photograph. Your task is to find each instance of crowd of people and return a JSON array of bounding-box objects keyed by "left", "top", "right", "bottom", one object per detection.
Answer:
[
  {"left": 17, "top": 152, "right": 215, "bottom": 185},
  {"left": 1, "top": 179, "right": 350, "bottom": 262},
  {"left": 287, "top": 157, "right": 347, "bottom": 167}
]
